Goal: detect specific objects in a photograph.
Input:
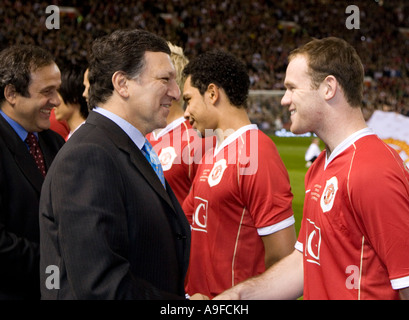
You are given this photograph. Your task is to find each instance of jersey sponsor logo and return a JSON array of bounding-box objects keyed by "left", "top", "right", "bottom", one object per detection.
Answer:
[
  {"left": 192, "top": 197, "right": 208, "bottom": 232},
  {"left": 208, "top": 159, "right": 228, "bottom": 187},
  {"left": 158, "top": 146, "right": 177, "bottom": 171},
  {"left": 305, "top": 218, "right": 321, "bottom": 265},
  {"left": 320, "top": 176, "right": 338, "bottom": 213}
]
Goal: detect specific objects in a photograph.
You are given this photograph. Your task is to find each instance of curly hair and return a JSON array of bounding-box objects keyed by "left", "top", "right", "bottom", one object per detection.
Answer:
[{"left": 182, "top": 50, "right": 250, "bottom": 108}]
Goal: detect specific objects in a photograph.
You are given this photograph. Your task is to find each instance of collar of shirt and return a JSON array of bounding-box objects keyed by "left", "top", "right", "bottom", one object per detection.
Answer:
[
  {"left": 0, "top": 109, "right": 37, "bottom": 142},
  {"left": 324, "top": 127, "right": 375, "bottom": 169},
  {"left": 93, "top": 107, "right": 145, "bottom": 150},
  {"left": 214, "top": 124, "right": 258, "bottom": 157},
  {"left": 151, "top": 116, "right": 186, "bottom": 141}
]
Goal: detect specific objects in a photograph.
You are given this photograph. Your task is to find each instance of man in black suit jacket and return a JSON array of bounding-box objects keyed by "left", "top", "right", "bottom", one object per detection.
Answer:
[
  {"left": 0, "top": 45, "right": 65, "bottom": 299},
  {"left": 39, "top": 29, "right": 191, "bottom": 299}
]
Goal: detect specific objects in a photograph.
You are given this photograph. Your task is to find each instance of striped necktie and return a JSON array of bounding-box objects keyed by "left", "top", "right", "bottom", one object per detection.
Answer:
[{"left": 141, "top": 138, "right": 166, "bottom": 189}]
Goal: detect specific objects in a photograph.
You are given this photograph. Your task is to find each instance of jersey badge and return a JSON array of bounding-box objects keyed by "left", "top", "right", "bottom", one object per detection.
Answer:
[
  {"left": 158, "top": 146, "right": 177, "bottom": 171},
  {"left": 320, "top": 176, "right": 338, "bottom": 213},
  {"left": 208, "top": 159, "right": 227, "bottom": 187}
]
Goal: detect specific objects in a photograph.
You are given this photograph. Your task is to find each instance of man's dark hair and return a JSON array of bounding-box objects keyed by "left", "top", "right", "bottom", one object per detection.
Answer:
[
  {"left": 88, "top": 29, "right": 170, "bottom": 108},
  {"left": 58, "top": 63, "right": 89, "bottom": 119},
  {"left": 182, "top": 50, "right": 250, "bottom": 107},
  {"left": 0, "top": 45, "right": 55, "bottom": 105}
]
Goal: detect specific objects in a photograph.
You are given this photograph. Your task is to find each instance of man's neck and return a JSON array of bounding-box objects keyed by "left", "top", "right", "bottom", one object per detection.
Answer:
[
  {"left": 320, "top": 110, "right": 368, "bottom": 157},
  {"left": 215, "top": 108, "right": 251, "bottom": 144}
]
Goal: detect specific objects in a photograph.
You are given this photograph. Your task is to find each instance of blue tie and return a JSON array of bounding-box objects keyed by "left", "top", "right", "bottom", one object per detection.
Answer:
[{"left": 141, "top": 139, "right": 166, "bottom": 189}]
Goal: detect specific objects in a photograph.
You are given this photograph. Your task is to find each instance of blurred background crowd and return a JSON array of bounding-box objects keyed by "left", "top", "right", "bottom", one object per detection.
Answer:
[{"left": 1, "top": 0, "right": 408, "bottom": 132}]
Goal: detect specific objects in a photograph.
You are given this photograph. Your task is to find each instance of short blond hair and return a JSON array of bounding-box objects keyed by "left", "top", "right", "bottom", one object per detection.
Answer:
[{"left": 167, "top": 42, "right": 189, "bottom": 94}]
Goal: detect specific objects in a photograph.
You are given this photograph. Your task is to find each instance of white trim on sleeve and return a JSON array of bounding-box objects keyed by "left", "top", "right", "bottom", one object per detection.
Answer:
[
  {"left": 390, "top": 275, "right": 409, "bottom": 290},
  {"left": 294, "top": 241, "right": 303, "bottom": 253},
  {"left": 257, "top": 215, "right": 295, "bottom": 236}
]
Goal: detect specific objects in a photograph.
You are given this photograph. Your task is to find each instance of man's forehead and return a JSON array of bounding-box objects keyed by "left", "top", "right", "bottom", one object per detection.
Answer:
[
  {"left": 144, "top": 51, "right": 174, "bottom": 69},
  {"left": 30, "top": 63, "right": 60, "bottom": 78},
  {"left": 28, "top": 63, "right": 61, "bottom": 88},
  {"left": 284, "top": 55, "right": 310, "bottom": 82},
  {"left": 287, "top": 54, "right": 309, "bottom": 72},
  {"left": 182, "top": 76, "right": 194, "bottom": 95}
]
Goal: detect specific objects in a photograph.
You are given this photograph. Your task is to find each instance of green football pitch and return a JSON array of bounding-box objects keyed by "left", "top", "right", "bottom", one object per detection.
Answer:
[{"left": 269, "top": 135, "right": 323, "bottom": 236}]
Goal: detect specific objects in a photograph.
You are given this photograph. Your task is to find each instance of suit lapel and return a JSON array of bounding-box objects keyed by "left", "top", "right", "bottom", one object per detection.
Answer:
[
  {"left": 0, "top": 116, "right": 43, "bottom": 193},
  {"left": 126, "top": 138, "right": 175, "bottom": 210},
  {"left": 87, "top": 111, "right": 176, "bottom": 212},
  {"left": 14, "top": 148, "right": 44, "bottom": 193}
]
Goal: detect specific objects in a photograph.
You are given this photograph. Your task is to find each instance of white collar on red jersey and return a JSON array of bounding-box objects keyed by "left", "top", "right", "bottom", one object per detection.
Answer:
[
  {"left": 214, "top": 124, "right": 258, "bottom": 157},
  {"left": 151, "top": 116, "right": 186, "bottom": 140},
  {"left": 324, "top": 127, "right": 375, "bottom": 170}
]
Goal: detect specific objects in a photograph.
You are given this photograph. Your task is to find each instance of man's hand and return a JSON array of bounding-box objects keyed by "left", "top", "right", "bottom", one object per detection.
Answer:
[
  {"left": 190, "top": 293, "right": 210, "bottom": 300},
  {"left": 213, "top": 288, "right": 240, "bottom": 300}
]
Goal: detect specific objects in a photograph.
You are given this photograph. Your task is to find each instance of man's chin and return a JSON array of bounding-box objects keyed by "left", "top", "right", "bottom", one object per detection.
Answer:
[
  {"left": 289, "top": 125, "right": 308, "bottom": 136},
  {"left": 37, "top": 120, "right": 51, "bottom": 132}
]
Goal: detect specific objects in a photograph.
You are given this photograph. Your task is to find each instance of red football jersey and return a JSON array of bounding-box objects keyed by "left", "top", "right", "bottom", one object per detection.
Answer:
[
  {"left": 183, "top": 125, "right": 294, "bottom": 298},
  {"left": 296, "top": 128, "right": 409, "bottom": 299},
  {"left": 147, "top": 118, "right": 213, "bottom": 205}
]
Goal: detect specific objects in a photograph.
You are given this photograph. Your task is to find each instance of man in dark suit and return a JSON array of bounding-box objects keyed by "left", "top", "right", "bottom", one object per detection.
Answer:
[
  {"left": 0, "top": 45, "right": 65, "bottom": 299},
  {"left": 39, "top": 29, "right": 191, "bottom": 299}
]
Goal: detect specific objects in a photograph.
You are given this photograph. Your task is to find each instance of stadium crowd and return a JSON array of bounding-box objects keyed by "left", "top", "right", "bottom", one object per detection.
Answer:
[{"left": 1, "top": 0, "right": 408, "bottom": 130}]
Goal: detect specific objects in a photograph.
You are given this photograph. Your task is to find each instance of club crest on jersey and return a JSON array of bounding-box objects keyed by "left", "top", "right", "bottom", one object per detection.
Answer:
[
  {"left": 208, "top": 159, "right": 227, "bottom": 187},
  {"left": 158, "top": 146, "right": 177, "bottom": 171},
  {"left": 320, "top": 176, "right": 338, "bottom": 213}
]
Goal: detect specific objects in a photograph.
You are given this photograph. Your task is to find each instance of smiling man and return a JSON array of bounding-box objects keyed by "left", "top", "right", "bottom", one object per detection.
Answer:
[
  {"left": 214, "top": 37, "right": 409, "bottom": 300},
  {"left": 0, "top": 45, "right": 65, "bottom": 299},
  {"left": 39, "top": 29, "right": 190, "bottom": 300},
  {"left": 182, "top": 50, "right": 296, "bottom": 299}
]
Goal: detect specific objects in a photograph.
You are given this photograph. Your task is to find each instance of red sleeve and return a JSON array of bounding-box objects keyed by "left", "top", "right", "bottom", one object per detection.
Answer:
[{"left": 239, "top": 131, "right": 294, "bottom": 232}]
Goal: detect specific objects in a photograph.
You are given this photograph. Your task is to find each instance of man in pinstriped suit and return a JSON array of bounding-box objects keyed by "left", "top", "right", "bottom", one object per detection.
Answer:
[{"left": 39, "top": 29, "right": 190, "bottom": 300}]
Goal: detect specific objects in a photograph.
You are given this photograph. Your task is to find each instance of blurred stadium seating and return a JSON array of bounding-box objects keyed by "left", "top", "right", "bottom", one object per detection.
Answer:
[{"left": 1, "top": 0, "right": 408, "bottom": 131}]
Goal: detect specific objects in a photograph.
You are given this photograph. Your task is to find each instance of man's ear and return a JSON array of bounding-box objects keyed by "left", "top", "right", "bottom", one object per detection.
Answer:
[
  {"left": 206, "top": 83, "right": 219, "bottom": 104},
  {"left": 112, "top": 71, "right": 129, "bottom": 98},
  {"left": 322, "top": 75, "right": 338, "bottom": 101},
  {"left": 4, "top": 84, "right": 17, "bottom": 105}
]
